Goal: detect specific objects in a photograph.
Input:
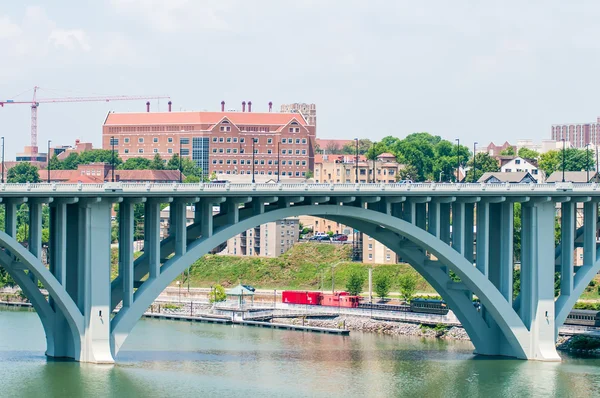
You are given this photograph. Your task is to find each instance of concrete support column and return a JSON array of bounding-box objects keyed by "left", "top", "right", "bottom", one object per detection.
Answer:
[
  {"left": 452, "top": 202, "right": 465, "bottom": 255},
  {"left": 402, "top": 201, "right": 415, "bottom": 224},
  {"left": 518, "top": 200, "right": 560, "bottom": 361},
  {"left": 560, "top": 202, "right": 575, "bottom": 297},
  {"left": 145, "top": 201, "right": 161, "bottom": 280},
  {"left": 415, "top": 203, "right": 427, "bottom": 230},
  {"left": 583, "top": 202, "right": 597, "bottom": 267},
  {"left": 488, "top": 202, "right": 514, "bottom": 304},
  {"left": 119, "top": 201, "right": 135, "bottom": 308},
  {"left": 428, "top": 202, "right": 440, "bottom": 238},
  {"left": 475, "top": 202, "right": 489, "bottom": 277},
  {"left": 463, "top": 203, "right": 474, "bottom": 262},
  {"left": 28, "top": 201, "right": 43, "bottom": 286},
  {"left": 440, "top": 203, "right": 451, "bottom": 245},
  {"left": 199, "top": 200, "right": 214, "bottom": 239},
  {"left": 77, "top": 199, "right": 114, "bottom": 363},
  {"left": 173, "top": 201, "right": 187, "bottom": 257}
]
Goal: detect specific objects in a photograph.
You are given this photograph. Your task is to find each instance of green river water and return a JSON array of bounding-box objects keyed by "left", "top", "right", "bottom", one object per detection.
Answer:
[{"left": 0, "top": 308, "right": 599, "bottom": 397}]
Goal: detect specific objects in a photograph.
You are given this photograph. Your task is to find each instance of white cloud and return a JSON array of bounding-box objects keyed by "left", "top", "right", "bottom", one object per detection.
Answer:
[
  {"left": 0, "top": 15, "right": 21, "bottom": 39},
  {"left": 110, "top": 0, "right": 230, "bottom": 32},
  {"left": 49, "top": 29, "right": 92, "bottom": 52}
]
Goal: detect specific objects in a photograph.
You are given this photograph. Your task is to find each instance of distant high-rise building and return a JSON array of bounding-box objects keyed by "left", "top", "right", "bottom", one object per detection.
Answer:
[
  {"left": 280, "top": 103, "right": 317, "bottom": 127},
  {"left": 551, "top": 118, "right": 600, "bottom": 148}
]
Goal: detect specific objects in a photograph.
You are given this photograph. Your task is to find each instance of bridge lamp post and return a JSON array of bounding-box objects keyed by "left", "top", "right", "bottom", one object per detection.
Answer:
[
  {"left": 586, "top": 143, "right": 591, "bottom": 182},
  {"left": 47, "top": 140, "right": 51, "bottom": 183},
  {"left": 1, "top": 136, "right": 4, "bottom": 184},
  {"left": 354, "top": 138, "right": 359, "bottom": 183},
  {"left": 472, "top": 142, "right": 478, "bottom": 182},
  {"left": 179, "top": 131, "right": 183, "bottom": 183},
  {"left": 561, "top": 138, "right": 566, "bottom": 183},
  {"left": 111, "top": 136, "right": 115, "bottom": 182},
  {"left": 252, "top": 137, "right": 256, "bottom": 183},
  {"left": 455, "top": 138, "right": 460, "bottom": 183},
  {"left": 277, "top": 140, "right": 280, "bottom": 183}
]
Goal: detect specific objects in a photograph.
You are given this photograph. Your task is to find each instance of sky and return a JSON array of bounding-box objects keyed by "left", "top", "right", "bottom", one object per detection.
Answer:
[{"left": 1, "top": 1, "right": 600, "bottom": 159}]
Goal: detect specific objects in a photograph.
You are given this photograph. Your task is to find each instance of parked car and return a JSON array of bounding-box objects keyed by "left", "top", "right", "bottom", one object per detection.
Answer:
[
  {"left": 332, "top": 234, "right": 348, "bottom": 241},
  {"left": 317, "top": 235, "right": 331, "bottom": 242},
  {"left": 397, "top": 180, "right": 413, "bottom": 184}
]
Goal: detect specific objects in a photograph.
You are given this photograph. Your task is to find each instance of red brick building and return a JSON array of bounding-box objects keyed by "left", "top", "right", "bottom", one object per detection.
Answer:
[
  {"left": 102, "top": 102, "right": 316, "bottom": 179},
  {"left": 39, "top": 163, "right": 181, "bottom": 183}
]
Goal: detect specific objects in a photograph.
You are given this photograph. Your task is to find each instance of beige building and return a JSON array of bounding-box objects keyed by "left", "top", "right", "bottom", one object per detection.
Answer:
[
  {"left": 363, "top": 235, "right": 399, "bottom": 264},
  {"left": 314, "top": 153, "right": 402, "bottom": 184},
  {"left": 225, "top": 218, "right": 299, "bottom": 257}
]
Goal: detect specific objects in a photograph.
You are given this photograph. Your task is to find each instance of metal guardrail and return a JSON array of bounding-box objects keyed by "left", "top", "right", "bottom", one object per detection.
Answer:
[{"left": 0, "top": 182, "right": 597, "bottom": 195}]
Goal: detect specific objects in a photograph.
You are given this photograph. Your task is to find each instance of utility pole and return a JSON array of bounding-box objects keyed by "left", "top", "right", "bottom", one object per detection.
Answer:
[
  {"left": 455, "top": 138, "right": 460, "bottom": 182},
  {"left": 277, "top": 140, "right": 280, "bottom": 183},
  {"left": 47, "top": 140, "right": 51, "bottom": 183},
  {"left": 252, "top": 137, "right": 256, "bottom": 183},
  {"left": 1, "top": 136, "right": 4, "bottom": 183},
  {"left": 354, "top": 138, "right": 359, "bottom": 183},
  {"left": 586, "top": 143, "right": 590, "bottom": 182},
  {"left": 179, "top": 136, "right": 183, "bottom": 183},
  {"left": 473, "top": 142, "right": 477, "bottom": 182},
  {"left": 371, "top": 142, "right": 375, "bottom": 183},
  {"left": 111, "top": 136, "right": 115, "bottom": 182},
  {"left": 562, "top": 138, "right": 566, "bottom": 183}
]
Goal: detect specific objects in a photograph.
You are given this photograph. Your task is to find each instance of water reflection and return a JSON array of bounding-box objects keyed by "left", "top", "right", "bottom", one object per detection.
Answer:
[{"left": 1, "top": 310, "right": 600, "bottom": 397}]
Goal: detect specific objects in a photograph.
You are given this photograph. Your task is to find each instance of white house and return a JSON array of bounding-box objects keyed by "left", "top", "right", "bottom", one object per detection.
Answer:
[{"left": 500, "top": 157, "right": 541, "bottom": 179}]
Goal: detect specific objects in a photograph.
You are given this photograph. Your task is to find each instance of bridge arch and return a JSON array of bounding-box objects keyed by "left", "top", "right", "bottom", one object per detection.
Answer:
[
  {"left": 111, "top": 204, "right": 536, "bottom": 360},
  {"left": 0, "top": 231, "right": 83, "bottom": 359}
]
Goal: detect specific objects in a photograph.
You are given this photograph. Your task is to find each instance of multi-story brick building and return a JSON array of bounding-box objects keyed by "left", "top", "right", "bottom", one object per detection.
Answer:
[
  {"left": 102, "top": 101, "right": 316, "bottom": 179},
  {"left": 551, "top": 118, "right": 600, "bottom": 148},
  {"left": 314, "top": 153, "right": 402, "bottom": 184},
  {"left": 363, "top": 236, "right": 399, "bottom": 264},
  {"left": 225, "top": 218, "right": 299, "bottom": 257}
]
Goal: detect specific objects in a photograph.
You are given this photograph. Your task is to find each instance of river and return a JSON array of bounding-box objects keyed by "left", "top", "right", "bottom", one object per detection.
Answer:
[{"left": 0, "top": 308, "right": 599, "bottom": 397}]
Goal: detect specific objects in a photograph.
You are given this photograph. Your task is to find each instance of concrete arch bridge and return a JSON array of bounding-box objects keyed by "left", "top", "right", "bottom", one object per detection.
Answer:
[{"left": 0, "top": 181, "right": 597, "bottom": 363}]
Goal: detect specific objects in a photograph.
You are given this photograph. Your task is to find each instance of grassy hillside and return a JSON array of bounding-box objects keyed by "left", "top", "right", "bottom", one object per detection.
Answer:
[{"left": 180, "top": 243, "right": 433, "bottom": 292}]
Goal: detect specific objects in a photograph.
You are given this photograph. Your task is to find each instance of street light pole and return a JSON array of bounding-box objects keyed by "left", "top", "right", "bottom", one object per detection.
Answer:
[
  {"left": 354, "top": 138, "right": 359, "bottom": 183},
  {"left": 111, "top": 136, "right": 115, "bottom": 182},
  {"left": 1, "top": 136, "right": 4, "bottom": 184},
  {"left": 47, "top": 140, "right": 51, "bottom": 183},
  {"left": 586, "top": 143, "right": 590, "bottom": 182},
  {"left": 562, "top": 138, "right": 566, "bottom": 183},
  {"left": 179, "top": 137, "right": 183, "bottom": 183},
  {"left": 473, "top": 142, "right": 478, "bottom": 182},
  {"left": 371, "top": 142, "right": 375, "bottom": 183},
  {"left": 277, "top": 140, "right": 280, "bottom": 183},
  {"left": 252, "top": 137, "right": 256, "bottom": 183},
  {"left": 455, "top": 138, "right": 460, "bottom": 183}
]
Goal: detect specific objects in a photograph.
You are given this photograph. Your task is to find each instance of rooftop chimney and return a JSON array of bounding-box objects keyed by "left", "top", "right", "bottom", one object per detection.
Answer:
[
  {"left": 242, "top": 101, "right": 246, "bottom": 112},
  {"left": 268, "top": 101, "right": 273, "bottom": 112},
  {"left": 221, "top": 100, "right": 225, "bottom": 112},
  {"left": 146, "top": 101, "right": 150, "bottom": 112},
  {"left": 248, "top": 101, "right": 252, "bottom": 112},
  {"left": 168, "top": 101, "right": 172, "bottom": 112}
]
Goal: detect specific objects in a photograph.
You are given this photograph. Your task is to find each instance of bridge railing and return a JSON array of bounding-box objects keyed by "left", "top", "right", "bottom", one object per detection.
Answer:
[{"left": 0, "top": 181, "right": 598, "bottom": 194}]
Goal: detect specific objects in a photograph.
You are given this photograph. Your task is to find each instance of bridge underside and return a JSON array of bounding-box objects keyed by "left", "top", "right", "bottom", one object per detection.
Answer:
[{"left": 0, "top": 186, "right": 597, "bottom": 363}]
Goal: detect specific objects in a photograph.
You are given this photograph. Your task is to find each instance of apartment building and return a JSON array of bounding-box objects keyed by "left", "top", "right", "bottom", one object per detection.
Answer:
[
  {"left": 363, "top": 236, "right": 399, "bottom": 264},
  {"left": 314, "top": 153, "right": 402, "bottom": 184},
  {"left": 551, "top": 118, "right": 600, "bottom": 148},
  {"left": 225, "top": 218, "right": 300, "bottom": 257}
]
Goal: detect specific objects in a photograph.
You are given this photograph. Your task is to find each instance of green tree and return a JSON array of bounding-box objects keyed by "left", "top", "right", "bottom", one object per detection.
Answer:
[
  {"left": 48, "top": 154, "right": 62, "bottom": 171},
  {"left": 500, "top": 146, "right": 516, "bottom": 156},
  {"left": 61, "top": 153, "right": 81, "bottom": 170},
  {"left": 397, "top": 165, "right": 419, "bottom": 181},
  {"left": 119, "top": 157, "right": 152, "bottom": 170},
  {"left": 374, "top": 272, "right": 392, "bottom": 300},
  {"left": 166, "top": 154, "right": 181, "bottom": 170},
  {"left": 183, "top": 175, "right": 201, "bottom": 183},
  {"left": 209, "top": 284, "right": 227, "bottom": 303},
  {"left": 305, "top": 170, "right": 314, "bottom": 180},
  {"left": 150, "top": 153, "right": 165, "bottom": 170},
  {"left": 7, "top": 162, "right": 40, "bottom": 183},
  {"left": 345, "top": 270, "right": 366, "bottom": 296},
  {"left": 77, "top": 149, "right": 122, "bottom": 167},
  {"left": 539, "top": 150, "right": 560, "bottom": 176},
  {"left": 341, "top": 139, "right": 372, "bottom": 155},
  {"left": 398, "top": 272, "right": 418, "bottom": 302},
  {"left": 518, "top": 148, "right": 540, "bottom": 160},
  {"left": 465, "top": 153, "right": 500, "bottom": 182}
]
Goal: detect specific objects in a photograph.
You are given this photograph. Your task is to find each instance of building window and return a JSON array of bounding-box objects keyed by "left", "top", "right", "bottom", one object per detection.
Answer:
[
  {"left": 153, "top": 148, "right": 158, "bottom": 153},
  {"left": 168, "top": 137, "right": 173, "bottom": 143},
  {"left": 282, "top": 150, "right": 287, "bottom": 155},
  {"left": 109, "top": 138, "right": 119, "bottom": 146},
  {"left": 368, "top": 244, "right": 373, "bottom": 250},
  {"left": 138, "top": 148, "right": 144, "bottom": 153},
  {"left": 212, "top": 148, "right": 218, "bottom": 153},
  {"left": 267, "top": 149, "right": 272, "bottom": 154},
  {"left": 212, "top": 160, "right": 217, "bottom": 164},
  {"left": 124, "top": 138, "right": 130, "bottom": 143},
  {"left": 138, "top": 137, "right": 144, "bottom": 143},
  {"left": 226, "top": 148, "right": 231, "bottom": 154},
  {"left": 240, "top": 138, "right": 245, "bottom": 143},
  {"left": 168, "top": 148, "right": 173, "bottom": 154},
  {"left": 226, "top": 137, "right": 232, "bottom": 143},
  {"left": 267, "top": 138, "right": 272, "bottom": 144},
  {"left": 289, "top": 127, "right": 294, "bottom": 133},
  {"left": 180, "top": 138, "right": 190, "bottom": 145},
  {"left": 295, "top": 150, "right": 300, "bottom": 155},
  {"left": 295, "top": 139, "right": 300, "bottom": 144},
  {"left": 302, "top": 139, "right": 307, "bottom": 144},
  {"left": 302, "top": 150, "right": 306, "bottom": 155},
  {"left": 282, "top": 138, "right": 287, "bottom": 144},
  {"left": 153, "top": 137, "right": 158, "bottom": 143},
  {"left": 368, "top": 253, "right": 373, "bottom": 260},
  {"left": 124, "top": 149, "right": 129, "bottom": 154},
  {"left": 233, "top": 138, "right": 238, "bottom": 143},
  {"left": 181, "top": 148, "right": 190, "bottom": 156}
]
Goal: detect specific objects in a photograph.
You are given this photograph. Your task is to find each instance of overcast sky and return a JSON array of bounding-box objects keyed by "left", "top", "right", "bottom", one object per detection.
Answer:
[{"left": 1, "top": 1, "right": 599, "bottom": 158}]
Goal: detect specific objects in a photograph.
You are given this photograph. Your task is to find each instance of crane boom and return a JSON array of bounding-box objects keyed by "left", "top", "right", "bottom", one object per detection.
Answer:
[{"left": 0, "top": 87, "right": 170, "bottom": 150}]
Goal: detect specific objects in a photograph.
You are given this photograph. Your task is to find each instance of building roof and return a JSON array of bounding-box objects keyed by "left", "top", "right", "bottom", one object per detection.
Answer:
[
  {"left": 115, "top": 170, "right": 182, "bottom": 181},
  {"left": 546, "top": 171, "right": 600, "bottom": 183},
  {"left": 315, "top": 138, "right": 353, "bottom": 150},
  {"left": 104, "top": 111, "right": 307, "bottom": 126},
  {"left": 478, "top": 172, "right": 537, "bottom": 183},
  {"left": 38, "top": 168, "right": 182, "bottom": 182},
  {"left": 377, "top": 152, "right": 396, "bottom": 159},
  {"left": 226, "top": 284, "right": 255, "bottom": 296}
]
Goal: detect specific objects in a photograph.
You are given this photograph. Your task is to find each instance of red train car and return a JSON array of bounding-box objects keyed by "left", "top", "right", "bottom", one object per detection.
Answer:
[
  {"left": 281, "top": 291, "right": 322, "bottom": 305},
  {"left": 281, "top": 291, "right": 360, "bottom": 308}
]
